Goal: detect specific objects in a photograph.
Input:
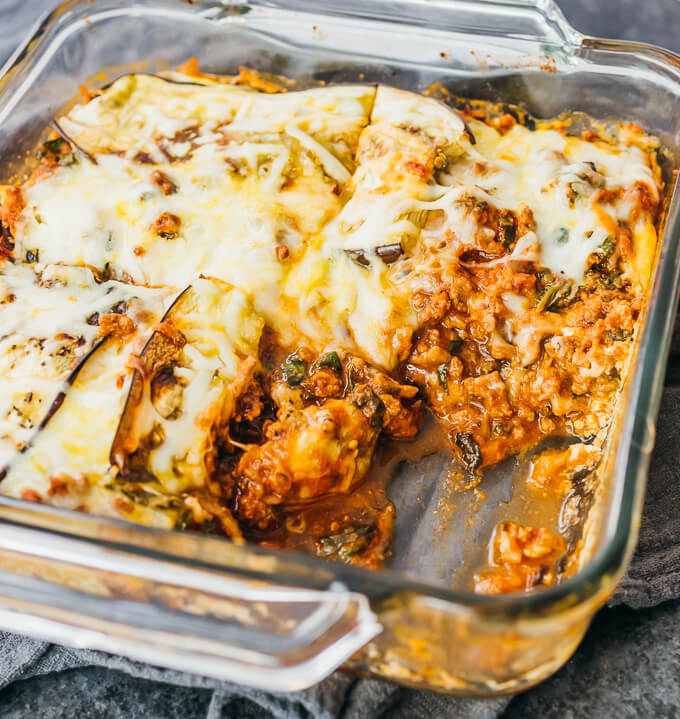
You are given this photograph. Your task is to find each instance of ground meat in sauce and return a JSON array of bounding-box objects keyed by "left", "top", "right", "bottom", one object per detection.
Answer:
[
  {"left": 151, "top": 169, "right": 177, "bottom": 196},
  {"left": 233, "top": 398, "right": 379, "bottom": 529},
  {"left": 473, "top": 522, "right": 567, "bottom": 595},
  {"left": 153, "top": 211, "right": 181, "bottom": 239}
]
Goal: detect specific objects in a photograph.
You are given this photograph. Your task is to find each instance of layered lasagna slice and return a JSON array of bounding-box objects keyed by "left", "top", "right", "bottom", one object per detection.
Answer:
[{"left": 110, "top": 278, "right": 264, "bottom": 537}]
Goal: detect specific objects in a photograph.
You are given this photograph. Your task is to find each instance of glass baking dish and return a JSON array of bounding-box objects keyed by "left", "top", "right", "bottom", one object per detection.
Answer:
[{"left": 0, "top": 0, "right": 680, "bottom": 695}]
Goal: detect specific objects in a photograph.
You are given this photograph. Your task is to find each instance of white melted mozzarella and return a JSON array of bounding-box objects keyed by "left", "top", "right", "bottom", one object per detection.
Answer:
[
  {"left": 17, "top": 82, "right": 378, "bottom": 352},
  {"left": 16, "top": 79, "right": 472, "bottom": 369},
  {"left": 62, "top": 76, "right": 375, "bottom": 162},
  {"left": 443, "top": 121, "right": 658, "bottom": 281},
  {"left": 0, "top": 335, "right": 176, "bottom": 528},
  {"left": 0, "top": 74, "right": 663, "bottom": 518},
  {"left": 280, "top": 86, "right": 473, "bottom": 367},
  {"left": 10, "top": 77, "right": 659, "bottom": 384}
]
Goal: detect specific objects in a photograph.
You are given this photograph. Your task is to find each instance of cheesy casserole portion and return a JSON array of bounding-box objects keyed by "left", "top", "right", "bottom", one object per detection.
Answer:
[{"left": 0, "top": 66, "right": 663, "bottom": 592}]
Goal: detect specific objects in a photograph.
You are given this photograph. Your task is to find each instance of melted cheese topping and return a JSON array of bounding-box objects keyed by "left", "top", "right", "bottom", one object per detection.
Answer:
[
  {"left": 15, "top": 80, "right": 474, "bottom": 369},
  {"left": 0, "top": 263, "right": 170, "bottom": 467},
  {"left": 17, "top": 79, "right": 383, "bottom": 356},
  {"left": 1, "top": 334, "right": 177, "bottom": 528},
  {"left": 441, "top": 120, "right": 659, "bottom": 282},
  {"left": 13, "top": 79, "right": 658, "bottom": 369}
]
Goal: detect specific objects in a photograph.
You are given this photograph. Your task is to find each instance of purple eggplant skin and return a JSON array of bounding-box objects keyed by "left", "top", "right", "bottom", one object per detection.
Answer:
[
  {"left": 375, "top": 242, "right": 404, "bottom": 264},
  {"left": 49, "top": 119, "right": 98, "bottom": 165},
  {"left": 109, "top": 285, "right": 191, "bottom": 469},
  {"left": 459, "top": 113, "right": 476, "bottom": 145},
  {"left": 424, "top": 93, "right": 476, "bottom": 146},
  {"left": 37, "top": 335, "right": 109, "bottom": 430},
  {"left": 0, "top": 284, "right": 188, "bottom": 482},
  {"left": 100, "top": 72, "right": 209, "bottom": 91},
  {"left": 344, "top": 248, "right": 371, "bottom": 268},
  {"left": 0, "top": 283, "right": 181, "bottom": 481}
]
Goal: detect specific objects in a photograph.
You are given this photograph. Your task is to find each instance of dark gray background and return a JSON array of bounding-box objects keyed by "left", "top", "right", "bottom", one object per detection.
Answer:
[{"left": 1, "top": 0, "right": 680, "bottom": 717}]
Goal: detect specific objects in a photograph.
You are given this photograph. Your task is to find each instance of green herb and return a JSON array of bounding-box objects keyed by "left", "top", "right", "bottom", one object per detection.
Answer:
[
  {"left": 282, "top": 356, "right": 306, "bottom": 386},
  {"left": 598, "top": 237, "right": 615, "bottom": 259},
  {"left": 317, "top": 524, "right": 376, "bottom": 563},
  {"left": 118, "top": 485, "right": 159, "bottom": 506},
  {"left": 220, "top": 4, "right": 252, "bottom": 16},
  {"left": 606, "top": 328, "right": 632, "bottom": 342},
  {"left": 553, "top": 227, "right": 569, "bottom": 245},
  {"left": 437, "top": 363, "right": 449, "bottom": 393},
  {"left": 175, "top": 508, "right": 193, "bottom": 530},
  {"left": 536, "top": 282, "right": 561, "bottom": 312},
  {"left": 596, "top": 269, "right": 622, "bottom": 288},
  {"left": 449, "top": 337, "right": 463, "bottom": 356},
  {"left": 535, "top": 273, "right": 576, "bottom": 312},
  {"left": 41, "top": 138, "right": 66, "bottom": 156},
  {"left": 498, "top": 210, "right": 516, "bottom": 246},
  {"left": 317, "top": 351, "right": 342, "bottom": 374},
  {"left": 156, "top": 497, "right": 183, "bottom": 510},
  {"left": 454, "top": 432, "right": 482, "bottom": 473}
]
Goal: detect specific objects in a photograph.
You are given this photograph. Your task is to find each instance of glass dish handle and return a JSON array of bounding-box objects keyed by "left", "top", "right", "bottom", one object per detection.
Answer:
[
  {"left": 0, "top": 520, "right": 381, "bottom": 691},
  {"left": 480, "top": 0, "right": 582, "bottom": 44}
]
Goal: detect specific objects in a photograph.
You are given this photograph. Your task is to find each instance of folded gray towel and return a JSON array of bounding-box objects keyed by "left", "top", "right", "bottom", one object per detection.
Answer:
[
  {"left": 1, "top": 1, "right": 680, "bottom": 717},
  {"left": 612, "top": 388, "right": 680, "bottom": 609}
]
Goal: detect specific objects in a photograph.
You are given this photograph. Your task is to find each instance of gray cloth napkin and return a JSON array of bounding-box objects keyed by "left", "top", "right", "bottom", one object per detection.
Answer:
[{"left": 1, "top": 0, "right": 680, "bottom": 717}]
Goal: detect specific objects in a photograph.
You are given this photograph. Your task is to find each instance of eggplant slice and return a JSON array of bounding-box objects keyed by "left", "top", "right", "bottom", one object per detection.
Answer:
[
  {"left": 109, "top": 278, "right": 264, "bottom": 501},
  {"left": 0, "top": 263, "right": 170, "bottom": 476},
  {"left": 49, "top": 119, "right": 98, "bottom": 165},
  {"left": 0, "top": 274, "right": 176, "bottom": 524}
]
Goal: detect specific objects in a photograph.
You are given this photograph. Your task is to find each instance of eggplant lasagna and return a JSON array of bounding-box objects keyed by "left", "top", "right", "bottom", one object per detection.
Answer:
[{"left": 0, "top": 64, "right": 663, "bottom": 593}]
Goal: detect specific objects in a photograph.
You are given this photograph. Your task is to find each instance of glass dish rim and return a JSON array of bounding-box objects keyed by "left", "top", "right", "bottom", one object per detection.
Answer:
[{"left": 0, "top": 0, "right": 679, "bottom": 616}]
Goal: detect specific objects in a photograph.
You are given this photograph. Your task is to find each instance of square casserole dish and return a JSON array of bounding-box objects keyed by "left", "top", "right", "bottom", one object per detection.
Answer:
[{"left": 0, "top": 0, "right": 680, "bottom": 695}]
